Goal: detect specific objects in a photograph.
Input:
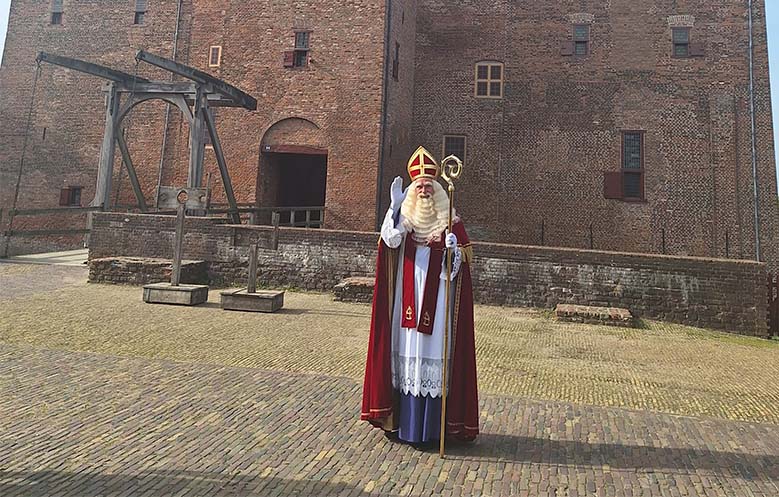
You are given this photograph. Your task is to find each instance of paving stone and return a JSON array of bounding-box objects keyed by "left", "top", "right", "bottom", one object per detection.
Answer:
[{"left": 1, "top": 263, "right": 779, "bottom": 496}]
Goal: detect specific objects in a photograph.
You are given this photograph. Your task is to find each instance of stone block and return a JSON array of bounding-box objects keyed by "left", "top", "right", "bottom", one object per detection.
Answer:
[
  {"left": 143, "top": 283, "right": 209, "bottom": 306},
  {"left": 220, "top": 289, "right": 284, "bottom": 313},
  {"left": 555, "top": 304, "right": 636, "bottom": 328},
  {"left": 333, "top": 277, "right": 374, "bottom": 304}
]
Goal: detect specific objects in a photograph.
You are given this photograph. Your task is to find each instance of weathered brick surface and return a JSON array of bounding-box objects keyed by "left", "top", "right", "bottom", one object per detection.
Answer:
[
  {"left": 334, "top": 276, "right": 375, "bottom": 304},
  {"left": 556, "top": 304, "right": 635, "bottom": 327},
  {"left": 411, "top": 0, "right": 779, "bottom": 271},
  {"left": 2, "top": 0, "right": 778, "bottom": 273},
  {"left": 88, "top": 256, "right": 208, "bottom": 285},
  {"left": 89, "top": 212, "right": 769, "bottom": 336}
]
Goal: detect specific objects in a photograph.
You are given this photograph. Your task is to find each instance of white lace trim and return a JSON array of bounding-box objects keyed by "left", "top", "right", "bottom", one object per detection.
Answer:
[{"left": 391, "top": 353, "right": 444, "bottom": 398}]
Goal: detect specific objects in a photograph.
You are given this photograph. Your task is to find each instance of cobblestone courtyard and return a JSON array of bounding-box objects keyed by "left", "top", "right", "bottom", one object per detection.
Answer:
[{"left": 1, "top": 262, "right": 778, "bottom": 496}]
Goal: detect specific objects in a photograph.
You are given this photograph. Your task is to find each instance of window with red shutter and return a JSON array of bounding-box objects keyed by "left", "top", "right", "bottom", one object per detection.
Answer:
[
  {"left": 560, "top": 41, "right": 574, "bottom": 56},
  {"left": 283, "top": 50, "right": 295, "bottom": 68},
  {"left": 603, "top": 172, "right": 622, "bottom": 199},
  {"left": 59, "top": 188, "right": 71, "bottom": 206}
]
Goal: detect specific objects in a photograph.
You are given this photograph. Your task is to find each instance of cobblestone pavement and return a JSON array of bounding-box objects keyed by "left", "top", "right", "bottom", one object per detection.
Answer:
[
  {"left": 2, "top": 263, "right": 779, "bottom": 495},
  {"left": 0, "top": 262, "right": 88, "bottom": 300},
  {"left": 1, "top": 264, "right": 778, "bottom": 424},
  {"left": 1, "top": 345, "right": 778, "bottom": 497}
]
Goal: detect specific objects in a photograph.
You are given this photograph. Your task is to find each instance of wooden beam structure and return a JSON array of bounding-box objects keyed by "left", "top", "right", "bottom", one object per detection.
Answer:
[
  {"left": 37, "top": 52, "right": 150, "bottom": 85},
  {"left": 35, "top": 51, "right": 255, "bottom": 223},
  {"left": 135, "top": 50, "right": 257, "bottom": 111}
]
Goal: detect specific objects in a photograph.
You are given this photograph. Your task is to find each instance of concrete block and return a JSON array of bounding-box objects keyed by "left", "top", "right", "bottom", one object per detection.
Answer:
[
  {"left": 143, "top": 282, "right": 209, "bottom": 306},
  {"left": 220, "top": 289, "right": 284, "bottom": 313}
]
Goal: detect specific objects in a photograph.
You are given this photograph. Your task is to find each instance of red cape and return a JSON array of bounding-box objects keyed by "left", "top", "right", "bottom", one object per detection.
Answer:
[{"left": 361, "top": 220, "right": 479, "bottom": 440}]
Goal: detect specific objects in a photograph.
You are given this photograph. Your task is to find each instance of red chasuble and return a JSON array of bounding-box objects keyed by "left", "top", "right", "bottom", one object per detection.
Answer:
[{"left": 361, "top": 220, "right": 479, "bottom": 441}]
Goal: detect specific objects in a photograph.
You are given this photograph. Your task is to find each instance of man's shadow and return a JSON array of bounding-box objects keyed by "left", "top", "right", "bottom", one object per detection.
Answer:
[{"left": 440, "top": 433, "right": 779, "bottom": 481}]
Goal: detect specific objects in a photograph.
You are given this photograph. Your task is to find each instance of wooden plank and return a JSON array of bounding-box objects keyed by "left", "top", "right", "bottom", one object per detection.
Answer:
[
  {"left": 261, "top": 144, "right": 327, "bottom": 156},
  {"left": 135, "top": 50, "right": 257, "bottom": 110},
  {"left": 204, "top": 107, "right": 241, "bottom": 224},
  {"left": 2, "top": 229, "right": 91, "bottom": 237},
  {"left": 116, "top": 132, "right": 148, "bottom": 212},
  {"left": 10, "top": 206, "right": 102, "bottom": 216},
  {"left": 37, "top": 52, "right": 150, "bottom": 84}
]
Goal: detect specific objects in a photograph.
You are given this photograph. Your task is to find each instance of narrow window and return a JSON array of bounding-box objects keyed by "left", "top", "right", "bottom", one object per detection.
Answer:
[
  {"left": 475, "top": 62, "right": 503, "bottom": 99},
  {"left": 51, "top": 0, "right": 63, "bottom": 24},
  {"left": 621, "top": 131, "right": 645, "bottom": 200},
  {"left": 443, "top": 135, "right": 466, "bottom": 163},
  {"left": 573, "top": 24, "right": 590, "bottom": 56},
  {"left": 672, "top": 28, "right": 690, "bottom": 58},
  {"left": 59, "top": 186, "right": 82, "bottom": 207},
  {"left": 208, "top": 46, "right": 222, "bottom": 68},
  {"left": 392, "top": 42, "right": 400, "bottom": 81},
  {"left": 292, "top": 30, "right": 310, "bottom": 68},
  {"left": 134, "top": 0, "right": 147, "bottom": 25}
]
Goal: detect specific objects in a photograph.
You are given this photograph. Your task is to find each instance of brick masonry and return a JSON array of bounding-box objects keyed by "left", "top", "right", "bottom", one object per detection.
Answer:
[
  {"left": 2, "top": 1, "right": 778, "bottom": 274},
  {"left": 89, "top": 212, "right": 769, "bottom": 336},
  {"left": 88, "top": 257, "right": 208, "bottom": 286}
]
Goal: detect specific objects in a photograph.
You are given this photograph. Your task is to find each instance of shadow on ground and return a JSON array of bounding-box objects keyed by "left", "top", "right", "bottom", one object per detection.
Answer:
[
  {"left": 443, "top": 433, "right": 779, "bottom": 480},
  {"left": 0, "top": 469, "right": 392, "bottom": 497}
]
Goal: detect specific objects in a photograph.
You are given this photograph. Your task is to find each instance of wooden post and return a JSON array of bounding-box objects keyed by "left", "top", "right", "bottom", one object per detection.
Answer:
[
  {"left": 272, "top": 212, "right": 280, "bottom": 250},
  {"left": 94, "top": 83, "right": 120, "bottom": 210},
  {"left": 188, "top": 86, "right": 206, "bottom": 188},
  {"left": 247, "top": 243, "right": 258, "bottom": 294},
  {"left": 171, "top": 203, "right": 185, "bottom": 286}
]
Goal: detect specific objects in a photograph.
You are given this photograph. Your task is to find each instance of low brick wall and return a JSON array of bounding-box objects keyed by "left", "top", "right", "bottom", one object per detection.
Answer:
[
  {"left": 88, "top": 257, "right": 209, "bottom": 286},
  {"left": 89, "top": 213, "right": 769, "bottom": 336}
]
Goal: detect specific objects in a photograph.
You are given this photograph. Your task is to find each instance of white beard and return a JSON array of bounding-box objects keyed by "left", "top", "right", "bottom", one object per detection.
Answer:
[{"left": 400, "top": 181, "right": 452, "bottom": 243}]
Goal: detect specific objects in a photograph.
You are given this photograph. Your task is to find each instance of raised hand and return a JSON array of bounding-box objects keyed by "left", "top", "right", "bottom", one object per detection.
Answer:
[{"left": 389, "top": 176, "right": 406, "bottom": 211}]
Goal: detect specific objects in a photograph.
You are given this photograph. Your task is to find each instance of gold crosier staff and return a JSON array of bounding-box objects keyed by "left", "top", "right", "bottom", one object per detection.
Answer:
[{"left": 439, "top": 154, "right": 463, "bottom": 458}]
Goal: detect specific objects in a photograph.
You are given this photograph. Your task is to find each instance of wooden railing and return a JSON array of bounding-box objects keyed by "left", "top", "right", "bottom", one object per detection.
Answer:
[{"left": 0, "top": 204, "right": 325, "bottom": 258}]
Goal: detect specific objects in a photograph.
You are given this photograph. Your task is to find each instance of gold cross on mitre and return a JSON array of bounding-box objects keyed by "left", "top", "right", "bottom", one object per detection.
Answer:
[{"left": 407, "top": 146, "right": 440, "bottom": 181}]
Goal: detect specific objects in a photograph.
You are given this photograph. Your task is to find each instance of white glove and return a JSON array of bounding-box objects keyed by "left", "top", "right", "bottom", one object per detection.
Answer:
[
  {"left": 389, "top": 176, "right": 407, "bottom": 211},
  {"left": 445, "top": 231, "right": 457, "bottom": 249}
]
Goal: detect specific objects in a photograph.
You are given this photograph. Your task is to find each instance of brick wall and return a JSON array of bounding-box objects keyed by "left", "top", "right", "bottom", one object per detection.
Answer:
[
  {"left": 89, "top": 212, "right": 768, "bottom": 336},
  {"left": 412, "top": 0, "right": 779, "bottom": 269},
  {"left": 3, "top": 0, "right": 778, "bottom": 275},
  {"left": 0, "top": 0, "right": 387, "bottom": 255}
]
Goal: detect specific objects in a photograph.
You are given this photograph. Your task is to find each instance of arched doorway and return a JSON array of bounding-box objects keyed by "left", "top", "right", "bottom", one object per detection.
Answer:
[{"left": 259, "top": 118, "right": 327, "bottom": 227}]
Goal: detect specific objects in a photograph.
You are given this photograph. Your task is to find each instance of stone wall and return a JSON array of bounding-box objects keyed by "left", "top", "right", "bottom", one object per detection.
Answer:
[
  {"left": 88, "top": 257, "right": 208, "bottom": 286},
  {"left": 89, "top": 213, "right": 769, "bottom": 336}
]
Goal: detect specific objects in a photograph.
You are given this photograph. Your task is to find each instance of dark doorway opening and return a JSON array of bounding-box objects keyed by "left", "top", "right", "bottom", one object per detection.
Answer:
[{"left": 269, "top": 151, "right": 327, "bottom": 227}]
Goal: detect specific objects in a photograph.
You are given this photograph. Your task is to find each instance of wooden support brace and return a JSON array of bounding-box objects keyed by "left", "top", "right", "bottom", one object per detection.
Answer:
[
  {"left": 115, "top": 132, "right": 148, "bottom": 212},
  {"left": 204, "top": 106, "right": 241, "bottom": 224}
]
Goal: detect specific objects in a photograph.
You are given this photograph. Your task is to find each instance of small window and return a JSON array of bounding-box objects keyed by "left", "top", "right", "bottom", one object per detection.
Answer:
[
  {"left": 51, "top": 0, "right": 63, "bottom": 24},
  {"left": 475, "top": 62, "right": 503, "bottom": 98},
  {"left": 291, "top": 30, "right": 311, "bottom": 68},
  {"left": 604, "top": 132, "right": 646, "bottom": 201},
  {"left": 392, "top": 42, "right": 400, "bottom": 81},
  {"left": 59, "top": 186, "right": 82, "bottom": 207},
  {"left": 134, "top": 0, "right": 147, "bottom": 24},
  {"left": 622, "top": 131, "right": 645, "bottom": 200},
  {"left": 208, "top": 46, "right": 222, "bottom": 67},
  {"left": 443, "top": 135, "right": 466, "bottom": 163},
  {"left": 573, "top": 24, "right": 590, "bottom": 56},
  {"left": 673, "top": 28, "right": 690, "bottom": 58}
]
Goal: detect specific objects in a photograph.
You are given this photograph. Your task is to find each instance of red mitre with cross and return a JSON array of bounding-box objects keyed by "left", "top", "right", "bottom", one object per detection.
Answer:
[{"left": 407, "top": 146, "right": 440, "bottom": 181}]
